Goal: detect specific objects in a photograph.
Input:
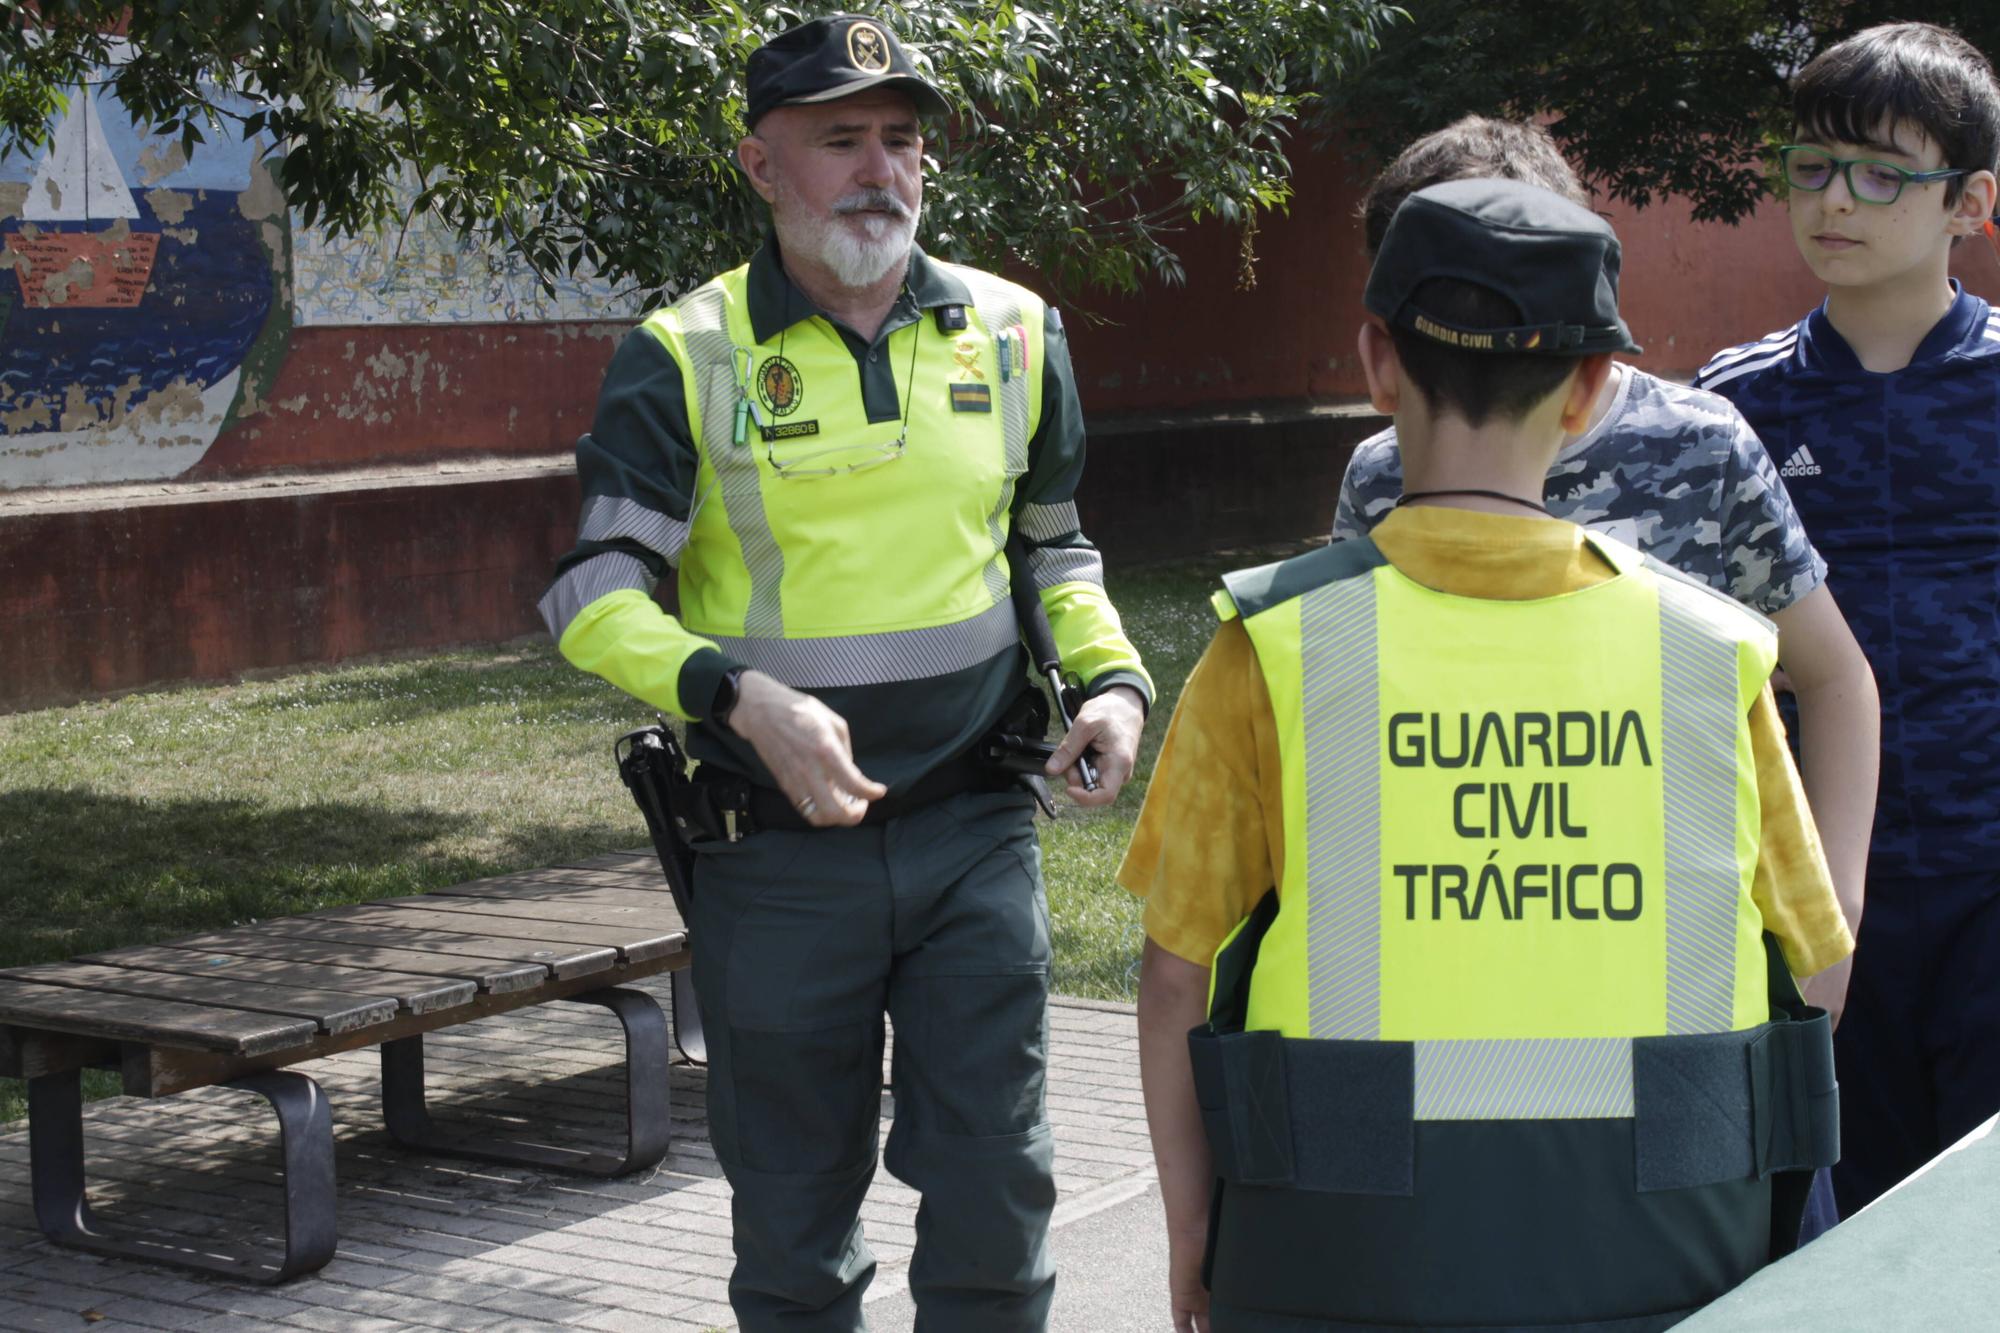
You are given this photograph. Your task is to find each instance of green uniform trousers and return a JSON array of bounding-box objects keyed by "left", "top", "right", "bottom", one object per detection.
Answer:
[{"left": 691, "top": 788, "right": 1057, "bottom": 1332}]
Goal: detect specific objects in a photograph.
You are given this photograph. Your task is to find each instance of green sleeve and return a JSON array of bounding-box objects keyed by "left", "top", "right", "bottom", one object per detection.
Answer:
[
  {"left": 537, "top": 325, "right": 742, "bottom": 719},
  {"left": 1013, "top": 304, "right": 1154, "bottom": 709}
]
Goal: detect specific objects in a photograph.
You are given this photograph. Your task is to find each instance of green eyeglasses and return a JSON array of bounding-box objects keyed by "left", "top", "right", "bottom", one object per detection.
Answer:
[{"left": 1779, "top": 145, "right": 1969, "bottom": 206}]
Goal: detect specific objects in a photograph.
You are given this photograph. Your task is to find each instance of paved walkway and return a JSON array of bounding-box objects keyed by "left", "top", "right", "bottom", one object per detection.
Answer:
[{"left": 0, "top": 986, "right": 1153, "bottom": 1331}]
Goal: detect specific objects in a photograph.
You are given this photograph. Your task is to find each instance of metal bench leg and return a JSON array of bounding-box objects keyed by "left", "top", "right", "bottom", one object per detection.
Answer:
[
  {"left": 381, "top": 985, "right": 670, "bottom": 1177},
  {"left": 670, "top": 964, "right": 707, "bottom": 1065},
  {"left": 28, "top": 1066, "right": 337, "bottom": 1284}
]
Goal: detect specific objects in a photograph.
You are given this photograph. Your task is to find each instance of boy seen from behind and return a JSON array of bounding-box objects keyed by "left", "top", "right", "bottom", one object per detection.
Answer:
[
  {"left": 1125, "top": 180, "right": 1852, "bottom": 1332},
  {"left": 1337, "top": 118, "right": 1877, "bottom": 1029},
  {"left": 1695, "top": 21, "right": 2000, "bottom": 1216}
]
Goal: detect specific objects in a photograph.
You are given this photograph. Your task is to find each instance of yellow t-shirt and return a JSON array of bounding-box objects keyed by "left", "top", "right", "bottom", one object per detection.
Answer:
[{"left": 1118, "top": 505, "right": 1854, "bottom": 980}]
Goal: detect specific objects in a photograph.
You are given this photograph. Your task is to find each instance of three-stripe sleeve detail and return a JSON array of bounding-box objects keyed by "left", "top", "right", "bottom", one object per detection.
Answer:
[
  {"left": 579, "top": 495, "right": 690, "bottom": 566},
  {"left": 1018, "top": 501, "right": 1080, "bottom": 543},
  {"left": 1027, "top": 545, "right": 1105, "bottom": 590},
  {"left": 538, "top": 552, "right": 653, "bottom": 640}
]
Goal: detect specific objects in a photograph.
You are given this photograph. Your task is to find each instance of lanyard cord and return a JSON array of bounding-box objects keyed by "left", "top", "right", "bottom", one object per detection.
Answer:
[{"left": 1396, "top": 488, "right": 1552, "bottom": 516}]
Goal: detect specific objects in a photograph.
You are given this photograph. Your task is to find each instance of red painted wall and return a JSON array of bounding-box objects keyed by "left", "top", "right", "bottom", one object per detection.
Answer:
[
  {"left": 1060, "top": 139, "right": 2000, "bottom": 412},
  {"left": 1, "top": 469, "right": 581, "bottom": 706},
  {"left": 193, "top": 322, "right": 629, "bottom": 477}
]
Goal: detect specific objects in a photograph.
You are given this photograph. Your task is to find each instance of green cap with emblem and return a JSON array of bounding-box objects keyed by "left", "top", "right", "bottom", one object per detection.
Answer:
[{"left": 745, "top": 15, "right": 954, "bottom": 129}]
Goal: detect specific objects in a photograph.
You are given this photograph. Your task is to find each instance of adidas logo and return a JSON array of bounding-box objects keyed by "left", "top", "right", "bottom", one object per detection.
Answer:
[{"left": 1780, "top": 447, "right": 1824, "bottom": 478}]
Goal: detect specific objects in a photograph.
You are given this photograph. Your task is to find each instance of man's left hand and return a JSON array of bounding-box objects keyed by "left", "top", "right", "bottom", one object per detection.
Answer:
[{"left": 1046, "top": 684, "right": 1145, "bottom": 806}]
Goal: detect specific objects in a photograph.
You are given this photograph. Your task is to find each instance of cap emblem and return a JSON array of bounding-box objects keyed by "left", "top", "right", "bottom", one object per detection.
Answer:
[{"left": 847, "top": 22, "right": 892, "bottom": 72}]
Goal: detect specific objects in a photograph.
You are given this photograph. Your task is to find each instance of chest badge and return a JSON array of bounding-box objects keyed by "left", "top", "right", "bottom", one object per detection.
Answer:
[
  {"left": 950, "top": 383, "right": 993, "bottom": 413},
  {"left": 952, "top": 336, "right": 985, "bottom": 381},
  {"left": 757, "top": 356, "right": 803, "bottom": 417}
]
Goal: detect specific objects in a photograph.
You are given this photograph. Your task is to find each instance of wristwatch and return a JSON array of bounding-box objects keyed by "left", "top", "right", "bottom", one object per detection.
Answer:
[{"left": 710, "top": 665, "right": 750, "bottom": 732}]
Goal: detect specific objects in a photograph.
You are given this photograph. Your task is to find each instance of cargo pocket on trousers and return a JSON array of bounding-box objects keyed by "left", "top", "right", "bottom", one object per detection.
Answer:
[{"left": 728, "top": 1019, "right": 886, "bottom": 1176}]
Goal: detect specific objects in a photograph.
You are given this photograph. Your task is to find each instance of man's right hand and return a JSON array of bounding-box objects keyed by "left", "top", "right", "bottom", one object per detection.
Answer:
[{"left": 724, "top": 671, "right": 887, "bottom": 826}]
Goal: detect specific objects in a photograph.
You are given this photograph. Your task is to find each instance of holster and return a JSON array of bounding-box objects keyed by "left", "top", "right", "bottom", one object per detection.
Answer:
[{"left": 613, "top": 723, "right": 702, "bottom": 920}]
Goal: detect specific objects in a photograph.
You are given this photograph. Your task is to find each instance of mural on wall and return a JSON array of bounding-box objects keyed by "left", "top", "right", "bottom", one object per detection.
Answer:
[
  {"left": 0, "top": 80, "right": 291, "bottom": 488},
  {"left": 1, "top": 75, "right": 646, "bottom": 492}
]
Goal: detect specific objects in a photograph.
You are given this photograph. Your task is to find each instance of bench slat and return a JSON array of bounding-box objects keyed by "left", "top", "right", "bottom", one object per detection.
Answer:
[
  {"left": 429, "top": 881, "right": 676, "bottom": 910},
  {"left": 1, "top": 962, "right": 400, "bottom": 1036},
  {"left": 78, "top": 946, "right": 479, "bottom": 1016},
  {"left": 381, "top": 891, "right": 683, "bottom": 930},
  {"left": 556, "top": 852, "right": 657, "bottom": 872},
  {"left": 162, "top": 931, "right": 546, "bottom": 994},
  {"left": 0, "top": 977, "right": 318, "bottom": 1056},
  {"left": 536, "top": 867, "right": 675, "bottom": 889},
  {"left": 319, "top": 902, "right": 684, "bottom": 964},
  {"left": 240, "top": 917, "right": 617, "bottom": 979}
]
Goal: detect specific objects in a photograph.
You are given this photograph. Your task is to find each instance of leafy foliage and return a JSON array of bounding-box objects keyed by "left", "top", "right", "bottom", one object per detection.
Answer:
[
  {"left": 1318, "top": 1, "right": 2000, "bottom": 223},
  {"left": 1, "top": 1, "right": 1394, "bottom": 299}
]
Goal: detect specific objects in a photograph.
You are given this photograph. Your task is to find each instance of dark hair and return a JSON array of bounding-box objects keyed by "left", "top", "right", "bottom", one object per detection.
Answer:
[
  {"left": 1362, "top": 116, "right": 1588, "bottom": 256},
  {"left": 1794, "top": 22, "right": 2000, "bottom": 206},
  {"left": 1390, "top": 278, "right": 1583, "bottom": 427}
]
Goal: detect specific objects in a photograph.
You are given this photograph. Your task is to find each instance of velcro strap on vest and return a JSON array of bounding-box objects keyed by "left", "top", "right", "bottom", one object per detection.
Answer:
[
  {"left": 1187, "top": 1027, "right": 1415, "bottom": 1195},
  {"left": 1188, "top": 1027, "right": 1293, "bottom": 1187},
  {"left": 1750, "top": 1009, "right": 1840, "bottom": 1177},
  {"left": 1631, "top": 1010, "right": 1839, "bottom": 1192}
]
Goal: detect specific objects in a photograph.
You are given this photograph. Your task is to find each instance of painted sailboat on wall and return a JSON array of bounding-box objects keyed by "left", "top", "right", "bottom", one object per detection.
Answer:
[
  {"left": 0, "top": 75, "right": 289, "bottom": 488},
  {"left": 4, "top": 86, "right": 160, "bottom": 308}
]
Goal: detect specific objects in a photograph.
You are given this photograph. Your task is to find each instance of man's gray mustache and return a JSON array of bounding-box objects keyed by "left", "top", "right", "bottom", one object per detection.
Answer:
[{"left": 833, "top": 190, "right": 912, "bottom": 219}]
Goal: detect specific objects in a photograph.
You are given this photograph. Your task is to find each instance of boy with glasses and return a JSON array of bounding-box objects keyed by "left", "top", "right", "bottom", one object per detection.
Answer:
[{"left": 1695, "top": 20, "right": 2000, "bottom": 1217}]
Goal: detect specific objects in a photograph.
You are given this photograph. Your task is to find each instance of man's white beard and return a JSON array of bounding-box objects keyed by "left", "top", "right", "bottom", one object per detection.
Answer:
[
  {"left": 819, "top": 208, "right": 918, "bottom": 288},
  {"left": 778, "top": 182, "right": 919, "bottom": 289}
]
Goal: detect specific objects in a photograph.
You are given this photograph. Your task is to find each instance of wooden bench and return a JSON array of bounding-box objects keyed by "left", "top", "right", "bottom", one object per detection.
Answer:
[{"left": 0, "top": 850, "right": 696, "bottom": 1284}]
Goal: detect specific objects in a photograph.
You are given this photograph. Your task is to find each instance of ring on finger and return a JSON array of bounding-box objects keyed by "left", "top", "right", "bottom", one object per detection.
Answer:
[{"left": 797, "top": 795, "right": 818, "bottom": 817}]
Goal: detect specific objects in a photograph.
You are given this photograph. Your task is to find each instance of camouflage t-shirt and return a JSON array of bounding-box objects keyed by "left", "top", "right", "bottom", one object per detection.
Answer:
[
  {"left": 1331, "top": 366, "right": 1828, "bottom": 615},
  {"left": 1695, "top": 286, "right": 2000, "bottom": 878}
]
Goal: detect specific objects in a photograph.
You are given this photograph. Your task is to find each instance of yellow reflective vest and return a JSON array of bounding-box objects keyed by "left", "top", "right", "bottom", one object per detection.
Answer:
[
  {"left": 541, "top": 246, "right": 1150, "bottom": 789},
  {"left": 1190, "top": 532, "right": 1837, "bottom": 1332}
]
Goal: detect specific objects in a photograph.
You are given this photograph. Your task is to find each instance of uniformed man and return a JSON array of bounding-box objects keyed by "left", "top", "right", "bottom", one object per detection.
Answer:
[
  {"left": 538, "top": 14, "right": 1150, "bottom": 1331},
  {"left": 1122, "top": 181, "right": 1853, "bottom": 1332}
]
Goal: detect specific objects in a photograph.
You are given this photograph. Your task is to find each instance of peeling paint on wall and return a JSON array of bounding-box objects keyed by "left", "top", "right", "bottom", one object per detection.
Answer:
[{"left": 289, "top": 173, "right": 647, "bottom": 327}]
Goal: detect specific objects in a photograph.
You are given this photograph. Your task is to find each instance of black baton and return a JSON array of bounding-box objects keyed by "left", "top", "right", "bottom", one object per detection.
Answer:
[{"left": 1007, "top": 534, "right": 1099, "bottom": 792}]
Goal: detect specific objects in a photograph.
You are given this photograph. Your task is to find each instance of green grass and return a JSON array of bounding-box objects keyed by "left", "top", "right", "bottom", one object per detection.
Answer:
[{"left": 0, "top": 543, "right": 1311, "bottom": 1122}]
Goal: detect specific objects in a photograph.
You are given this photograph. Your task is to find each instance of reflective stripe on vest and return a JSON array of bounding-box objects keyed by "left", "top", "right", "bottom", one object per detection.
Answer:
[
  {"left": 1231, "top": 533, "right": 1776, "bottom": 1119},
  {"left": 657, "top": 264, "right": 1043, "bottom": 686}
]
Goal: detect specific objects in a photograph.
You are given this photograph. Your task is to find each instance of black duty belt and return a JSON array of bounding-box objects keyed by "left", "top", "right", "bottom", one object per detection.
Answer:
[{"left": 705, "top": 750, "right": 1015, "bottom": 835}]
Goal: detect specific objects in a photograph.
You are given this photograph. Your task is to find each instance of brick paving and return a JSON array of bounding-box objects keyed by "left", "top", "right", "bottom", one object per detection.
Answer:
[{"left": 0, "top": 988, "right": 1150, "bottom": 1331}]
